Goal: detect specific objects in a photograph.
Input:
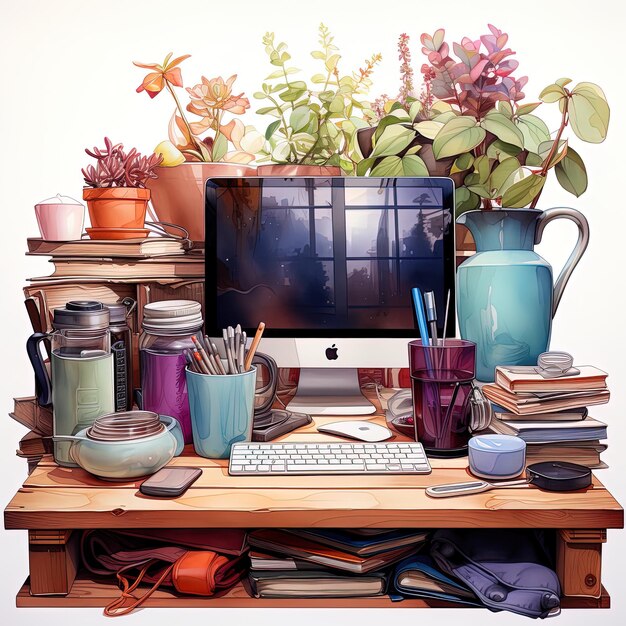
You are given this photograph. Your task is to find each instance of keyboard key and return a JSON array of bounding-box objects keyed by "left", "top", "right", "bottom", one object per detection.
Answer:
[
  {"left": 257, "top": 465, "right": 270, "bottom": 472},
  {"left": 386, "top": 464, "right": 402, "bottom": 471}
]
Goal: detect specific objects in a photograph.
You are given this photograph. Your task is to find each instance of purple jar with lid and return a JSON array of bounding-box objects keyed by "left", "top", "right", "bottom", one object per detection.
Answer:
[{"left": 139, "top": 300, "right": 203, "bottom": 444}]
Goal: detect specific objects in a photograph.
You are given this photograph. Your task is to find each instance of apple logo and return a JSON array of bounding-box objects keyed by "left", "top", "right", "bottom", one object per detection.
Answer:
[{"left": 325, "top": 344, "right": 339, "bottom": 360}]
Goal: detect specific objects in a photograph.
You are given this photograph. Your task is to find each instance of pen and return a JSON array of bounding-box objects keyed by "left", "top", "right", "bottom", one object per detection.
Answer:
[
  {"left": 424, "top": 291, "right": 438, "bottom": 344},
  {"left": 411, "top": 287, "right": 431, "bottom": 347},
  {"left": 244, "top": 322, "right": 265, "bottom": 371},
  {"left": 223, "top": 328, "right": 236, "bottom": 374},
  {"left": 210, "top": 340, "right": 227, "bottom": 375}
]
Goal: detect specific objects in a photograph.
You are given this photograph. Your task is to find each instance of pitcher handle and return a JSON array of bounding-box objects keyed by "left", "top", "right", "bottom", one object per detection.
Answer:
[
  {"left": 535, "top": 207, "right": 589, "bottom": 317},
  {"left": 26, "top": 332, "right": 52, "bottom": 406}
]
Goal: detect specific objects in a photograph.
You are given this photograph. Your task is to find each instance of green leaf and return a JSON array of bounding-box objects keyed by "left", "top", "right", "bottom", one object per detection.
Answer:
[
  {"left": 253, "top": 91, "right": 268, "bottom": 100},
  {"left": 556, "top": 77, "right": 572, "bottom": 87},
  {"left": 265, "top": 120, "right": 281, "bottom": 140},
  {"left": 486, "top": 140, "right": 522, "bottom": 161},
  {"left": 538, "top": 139, "right": 568, "bottom": 169},
  {"left": 409, "top": 100, "right": 423, "bottom": 120},
  {"left": 432, "top": 117, "right": 486, "bottom": 159},
  {"left": 311, "top": 73, "right": 328, "bottom": 84},
  {"left": 497, "top": 101, "right": 514, "bottom": 118},
  {"left": 404, "top": 144, "right": 422, "bottom": 156},
  {"left": 501, "top": 174, "right": 546, "bottom": 208},
  {"left": 356, "top": 157, "right": 375, "bottom": 176},
  {"left": 325, "top": 53, "right": 341, "bottom": 71},
  {"left": 211, "top": 133, "right": 228, "bottom": 162},
  {"left": 329, "top": 95, "right": 345, "bottom": 113},
  {"left": 473, "top": 155, "right": 491, "bottom": 184},
  {"left": 467, "top": 184, "right": 492, "bottom": 198},
  {"left": 311, "top": 50, "right": 326, "bottom": 60},
  {"left": 455, "top": 187, "right": 481, "bottom": 217},
  {"left": 450, "top": 153, "right": 474, "bottom": 174},
  {"left": 539, "top": 83, "right": 567, "bottom": 103},
  {"left": 555, "top": 147, "right": 588, "bottom": 197},
  {"left": 481, "top": 112, "right": 524, "bottom": 149},
  {"left": 370, "top": 156, "right": 404, "bottom": 177},
  {"left": 516, "top": 102, "right": 541, "bottom": 116},
  {"left": 401, "top": 155, "right": 429, "bottom": 176},
  {"left": 526, "top": 152, "right": 543, "bottom": 167},
  {"left": 370, "top": 124, "right": 416, "bottom": 158},
  {"left": 279, "top": 81, "right": 308, "bottom": 103},
  {"left": 265, "top": 67, "right": 299, "bottom": 80},
  {"left": 414, "top": 120, "right": 444, "bottom": 140},
  {"left": 290, "top": 106, "right": 311, "bottom": 132},
  {"left": 516, "top": 114, "right": 551, "bottom": 153},
  {"left": 568, "top": 82, "right": 610, "bottom": 143},
  {"left": 374, "top": 115, "right": 404, "bottom": 141},
  {"left": 490, "top": 157, "right": 523, "bottom": 195},
  {"left": 388, "top": 108, "right": 412, "bottom": 122},
  {"left": 256, "top": 106, "right": 279, "bottom": 116}
]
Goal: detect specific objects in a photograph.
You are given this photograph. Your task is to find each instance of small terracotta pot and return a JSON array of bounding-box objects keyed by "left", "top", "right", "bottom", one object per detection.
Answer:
[
  {"left": 147, "top": 162, "right": 256, "bottom": 242},
  {"left": 256, "top": 164, "right": 342, "bottom": 177},
  {"left": 83, "top": 187, "right": 150, "bottom": 230}
]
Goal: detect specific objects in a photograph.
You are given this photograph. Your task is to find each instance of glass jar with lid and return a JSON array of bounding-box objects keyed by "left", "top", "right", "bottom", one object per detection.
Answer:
[{"left": 139, "top": 300, "right": 203, "bottom": 444}]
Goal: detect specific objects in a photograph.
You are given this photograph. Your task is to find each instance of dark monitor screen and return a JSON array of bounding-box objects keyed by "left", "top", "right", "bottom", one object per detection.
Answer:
[{"left": 205, "top": 177, "right": 455, "bottom": 338}]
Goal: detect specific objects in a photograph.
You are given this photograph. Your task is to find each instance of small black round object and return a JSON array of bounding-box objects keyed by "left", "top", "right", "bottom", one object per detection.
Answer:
[
  {"left": 541, "top": 592, "right": 560, "bottom": 610},
  {"left": 526, "top": 461, "right": 592, "bottom": 492},
  {"left": 485, "top": 584, "right": 508, "bottom": 602}
]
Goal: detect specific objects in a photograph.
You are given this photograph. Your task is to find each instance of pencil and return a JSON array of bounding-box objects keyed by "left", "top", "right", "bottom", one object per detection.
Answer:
[
  {"left": 244, "top": 322, "right": 265, "bottom": 371},
  {"left": 184, "top": 349, "right": 199, "bottom": 373},
  {"left": 193, "top": 351, "right": 211, "bottom": 375},
  {"left": 209, "top": 339, "right": 227, "bottom": 375},
  {"left": 192, "top": 336, "right": 216, "bottom": 374}
]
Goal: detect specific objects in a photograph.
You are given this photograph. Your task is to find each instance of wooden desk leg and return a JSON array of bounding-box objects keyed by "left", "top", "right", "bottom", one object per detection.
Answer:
[
  {"left": 28, "top": 530, "right": 79, "bottom": 596},
  {"left": 556, "top": 529, "right": 607, "bottom": 599}
]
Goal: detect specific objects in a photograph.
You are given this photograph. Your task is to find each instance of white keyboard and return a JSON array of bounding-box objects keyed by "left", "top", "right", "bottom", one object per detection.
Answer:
[{"left": 229, "top": 442, "right": 431, "bottom": 475}]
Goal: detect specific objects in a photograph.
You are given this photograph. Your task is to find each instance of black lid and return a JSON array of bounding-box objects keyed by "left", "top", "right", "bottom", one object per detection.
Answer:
[{"left": 53, "top": 301, "right": 110, "bottom": 330}]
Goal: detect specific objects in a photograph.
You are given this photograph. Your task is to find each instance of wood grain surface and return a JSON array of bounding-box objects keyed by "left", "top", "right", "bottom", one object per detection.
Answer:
[{"left": 14, "top": 576, "right": 611, "bottom": 609}]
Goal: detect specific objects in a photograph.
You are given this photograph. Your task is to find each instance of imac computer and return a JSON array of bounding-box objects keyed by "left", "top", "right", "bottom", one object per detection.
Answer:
[{"left": 205, "top": 176, "right": 456, "bottom": 415}]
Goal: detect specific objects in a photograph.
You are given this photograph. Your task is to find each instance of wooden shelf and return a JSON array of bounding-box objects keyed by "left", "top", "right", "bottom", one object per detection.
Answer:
[{"left": 16, "top": 575, "right": 610, "bottom": 609}]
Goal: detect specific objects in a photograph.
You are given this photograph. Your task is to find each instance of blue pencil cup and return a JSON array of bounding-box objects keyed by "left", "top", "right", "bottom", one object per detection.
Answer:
[{"left": 186, "top": 367, "right": 256, "bottom": 459}]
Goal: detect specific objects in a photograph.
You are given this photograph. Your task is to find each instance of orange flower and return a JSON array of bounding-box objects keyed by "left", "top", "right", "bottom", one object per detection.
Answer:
[
  {"left": 133, "top": 52, "right": 191, "bottom": 98},
  {"left": 186, "top": 75, "right": 250, "bottom": 117}
]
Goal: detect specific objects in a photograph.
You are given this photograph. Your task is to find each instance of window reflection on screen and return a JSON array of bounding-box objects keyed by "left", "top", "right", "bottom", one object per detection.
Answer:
[{"left": 215, "top": 180, "right": 451, "bottom": 330}]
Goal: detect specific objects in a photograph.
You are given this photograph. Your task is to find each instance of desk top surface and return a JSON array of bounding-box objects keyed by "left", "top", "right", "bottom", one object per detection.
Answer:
[{"left": 5, "top": 406, "right": 624, "bottom": 531}]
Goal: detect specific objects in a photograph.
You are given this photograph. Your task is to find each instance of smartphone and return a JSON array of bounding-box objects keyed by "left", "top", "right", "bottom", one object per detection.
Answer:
[{"left": 139, "top": 467, "right": 202, "bottom": 497}]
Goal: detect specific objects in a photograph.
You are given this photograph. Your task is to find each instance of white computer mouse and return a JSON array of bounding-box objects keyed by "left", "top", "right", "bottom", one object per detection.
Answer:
[{"left": 317, "top": 420, "right": 393, "bottom": 443}]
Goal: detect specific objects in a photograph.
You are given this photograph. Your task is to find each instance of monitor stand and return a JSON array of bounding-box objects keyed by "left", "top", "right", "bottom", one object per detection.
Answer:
[{"left": 287, "top": 368, "right": 376, "bottom": 416}]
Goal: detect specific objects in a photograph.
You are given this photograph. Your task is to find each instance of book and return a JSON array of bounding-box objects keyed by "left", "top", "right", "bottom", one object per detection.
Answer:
[
  {"left": 250, "top": 551, "right": 330, "bottom": 571},
  {"left": 10, "top": 397, "right": 53, "bottom": 436},
  {"left": 482, "top": 383, "right": 610, "bottom": 415},
  {"left": 397, "top": 570, "right": 475, "bottom": 599},
  {"left": 494, "top": 407, "right": 588, "bottom": 422},
  {"left": 248, "top": 569, "right": 388, "bottom": 598},
  {"left": 525, "top": 440, "right": 607, "bottom": 469},
  {"left": 248, "top": 529, "right": 418, "bottom": 574},
  {"left": 489, "top": 416, "right": 607, "bottom": 443},
  {"left": 27, "top": 236, "right": 192, "bottom": 257},
  {"left": 495, "top": 365, "right": 608, "bottom": 393},
  {"left": 289, "top": 529, "right": 429, "bottom": 556},
  {"left": 18, "top": 431, "right": 53, "bottom": 456},
  {"left": 32, "top": 256, "right": 204, "bottom": 281}
]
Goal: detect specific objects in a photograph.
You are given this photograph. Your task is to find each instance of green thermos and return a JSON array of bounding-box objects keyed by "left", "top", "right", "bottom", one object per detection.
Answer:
[{"left": 27, "top": 301, "right": 115, "bottom": 466}]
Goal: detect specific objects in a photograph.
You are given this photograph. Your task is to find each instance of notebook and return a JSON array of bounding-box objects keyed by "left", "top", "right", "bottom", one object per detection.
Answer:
[
  {"left": 249, "top": 569, "right": 388, "bottom": 598},
  {"left": 27, "top": 236, "right": 192, "bottom": 257},
  {"left": 494, "top": 407, "right": 588, "bottom": 422},
  {"left": 248, "top": 529, "right": 419, "bottom": 574},
  {"left": 489, "top": 416, "right": 607, "bottom": 443},
  {"left": 482, "top": 384, "right": 610, "bottom": 415},
  {"left": 249, "top": 551, "right": 324, "bottom": 571},
  {"left": 495, "top": 365, "right": 608, "bottom": 393},
  {"left": 289, "top": 529, "right": 429, "bottom": 556}
]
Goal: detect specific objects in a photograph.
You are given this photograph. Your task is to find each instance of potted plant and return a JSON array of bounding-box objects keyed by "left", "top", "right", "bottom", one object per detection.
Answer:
[
  {"left": 82, "top": 137, "right": 162, "bottom": 239},
  {"left": 133, "top": 53, "right": 263, "bottom": 241},
  {"left": 253, "top": 23, "right": 381, "bottom": 176},
  {"left": 358, "top": 25, "right": 610, "bottom": 381}
]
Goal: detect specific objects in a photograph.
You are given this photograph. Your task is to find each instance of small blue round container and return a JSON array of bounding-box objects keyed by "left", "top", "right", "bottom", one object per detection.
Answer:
[{"left": 468, "top": 434, "right": 526, "bottom": 479}]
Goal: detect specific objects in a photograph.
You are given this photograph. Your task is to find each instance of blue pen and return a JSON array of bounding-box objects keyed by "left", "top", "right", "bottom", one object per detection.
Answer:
[{"left": 411, "top": 287, "right": 431, "bottom": 347}]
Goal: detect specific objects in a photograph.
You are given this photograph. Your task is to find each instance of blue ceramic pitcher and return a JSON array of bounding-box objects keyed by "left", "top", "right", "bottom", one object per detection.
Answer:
[{"left": 456, "top": 208, "right": 589, "bottom": 382}]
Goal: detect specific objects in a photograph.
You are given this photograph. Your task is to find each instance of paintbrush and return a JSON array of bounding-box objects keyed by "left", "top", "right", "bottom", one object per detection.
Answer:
[{"left": 244, "top": 322, "right": 265, "bottom": 371}]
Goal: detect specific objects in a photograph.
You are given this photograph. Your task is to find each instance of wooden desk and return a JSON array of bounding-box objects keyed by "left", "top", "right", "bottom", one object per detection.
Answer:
[{"left": 4, "top": 411, "right": 623, "bottom": 610}]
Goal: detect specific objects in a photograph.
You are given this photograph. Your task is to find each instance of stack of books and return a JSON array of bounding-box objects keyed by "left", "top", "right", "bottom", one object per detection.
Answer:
[
  {"left": 247, "top": 528, "right": 428, "bottom": 598},
  {"left": 483, "top": 365, "right": 610, "bottom": 468}
]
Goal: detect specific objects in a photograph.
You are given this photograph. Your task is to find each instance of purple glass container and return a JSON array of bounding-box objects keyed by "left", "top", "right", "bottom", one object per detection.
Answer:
[
  {"left": 139, "top": 300, "right": 203, "bottom": 444},
  {"left": 409, "top": 339, "right": 476, "bottom": 457}
]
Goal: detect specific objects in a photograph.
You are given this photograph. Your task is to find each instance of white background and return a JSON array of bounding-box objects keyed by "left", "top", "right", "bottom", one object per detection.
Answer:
[{"left": 0, "top": 0, "right": 624, "bottom": 624}]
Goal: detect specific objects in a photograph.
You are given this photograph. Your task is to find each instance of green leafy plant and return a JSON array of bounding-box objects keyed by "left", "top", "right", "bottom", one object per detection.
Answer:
[
  {"left": 359, "top": 26, "right": 610, "bottom": 214},
  {"left": 254, "top": 24, "right": 381, "bottom": 173}
]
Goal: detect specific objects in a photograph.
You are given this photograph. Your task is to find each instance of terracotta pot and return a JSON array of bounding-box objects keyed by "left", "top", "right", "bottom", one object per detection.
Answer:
[
  {"left": 147, "top": 162, "right": 256, "bottom": 242},
  {"left": 256, "top": 164, "right": 342, "bottom": 177},
  {"left": 83, "top": 187, "right": 150, "bottom": 230}
]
